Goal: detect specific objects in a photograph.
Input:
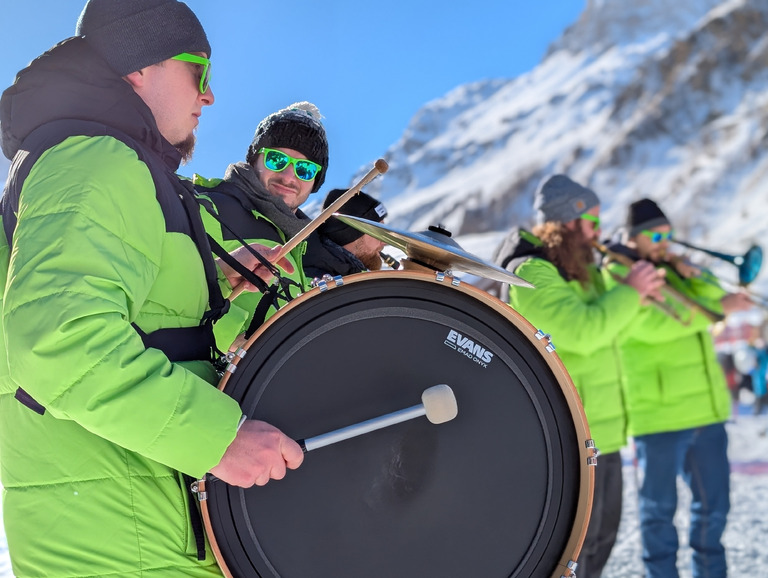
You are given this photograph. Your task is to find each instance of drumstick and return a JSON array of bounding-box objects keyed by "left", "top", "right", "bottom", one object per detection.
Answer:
[
  {"left": 297, "top": 384, "right": 457, "bottom": 453},
  {"left": 228, "top": 158, "right": 389, "bottom": 301}
]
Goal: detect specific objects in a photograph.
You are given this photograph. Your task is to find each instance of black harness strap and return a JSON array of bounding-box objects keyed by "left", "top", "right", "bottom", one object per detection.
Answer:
[
  {"left": 204, "top": 229, "right": 272, "bottom": 295},
  {"left": 2, "top": 121, "right": 227, "bottom": 415},
  {"left": 182, "top": 474, "right": 208, "bottom": 561},
  {"left": 244, "top": 286, "right": 282, "bottom": 340},
  {"left": 197, "top": 195, "right": 301, "bottom": 335},
  {"left": 131, "top": 324, "right": 216, "bottom": 364},
  {"left": 176, "top": 180, "right": 230, "bottom": 326}
]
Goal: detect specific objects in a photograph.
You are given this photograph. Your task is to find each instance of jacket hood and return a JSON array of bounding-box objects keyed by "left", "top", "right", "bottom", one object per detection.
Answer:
[
  {"left": 1, "top": 37, "right": 180, "bottom": 168},
  {"left": 491, "top": 227, "right": 547, "bottom": 271}
]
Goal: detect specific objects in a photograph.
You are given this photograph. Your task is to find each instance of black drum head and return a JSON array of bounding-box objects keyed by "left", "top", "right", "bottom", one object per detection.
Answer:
[{"left": 206, "top": 273, "right": 588, "bottom": 578}]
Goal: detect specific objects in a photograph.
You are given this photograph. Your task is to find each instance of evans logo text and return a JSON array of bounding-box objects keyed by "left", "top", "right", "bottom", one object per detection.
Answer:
[{"left": 444, "top": 330, "right": 493, "bottom": 368}]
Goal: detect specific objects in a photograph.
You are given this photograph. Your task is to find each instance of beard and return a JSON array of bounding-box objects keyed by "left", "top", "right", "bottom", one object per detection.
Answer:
[
  {"left": 175, "top": 134, "right": 196, "bottom": 164},
  {"left": 346, "top": 237, "right": 383, "bottom": 271},
  {"left": 532, "top": 222, "right": 595, "bottom": 285},
  {"left": 359, "top": 250, "right": 383, "bottom": 271}
]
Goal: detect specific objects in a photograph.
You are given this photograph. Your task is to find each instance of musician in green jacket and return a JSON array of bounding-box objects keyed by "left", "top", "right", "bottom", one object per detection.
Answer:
[
  {"left": 605, "top": 198, "right": 752, "bottom": 578},
  {"left": 0, "top": 1, "right": 302, "bottom": 575},
  {"left": 193, "top": 102, "right": 368, "bottom": 352},
  {"left": 493, "top": 174, "right": 663, "bottom": 578}
]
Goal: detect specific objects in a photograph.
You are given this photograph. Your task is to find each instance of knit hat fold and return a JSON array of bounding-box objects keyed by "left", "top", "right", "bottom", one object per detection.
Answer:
[{"left": 76, "top": 0, "right": 210, "bottom": 77}]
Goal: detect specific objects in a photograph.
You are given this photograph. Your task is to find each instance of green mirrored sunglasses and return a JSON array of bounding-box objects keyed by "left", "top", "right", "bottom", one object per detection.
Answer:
[
  {"left": 641, "top": 230, "right": 673, "bottom": 243},
  {"left": 171, "top": 53, "right": 211, "bottom": 94},
  {"left": 258, "top": 148, "right": 322, "bottom": 181},
  {"left": 580, "top": 213, "right": 601, "bottom": 230}
]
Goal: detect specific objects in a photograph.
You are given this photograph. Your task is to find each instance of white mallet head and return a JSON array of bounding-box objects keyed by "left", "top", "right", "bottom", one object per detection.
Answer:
[{"left": 421, "top": 384, "right": 458, "bottom": 424}]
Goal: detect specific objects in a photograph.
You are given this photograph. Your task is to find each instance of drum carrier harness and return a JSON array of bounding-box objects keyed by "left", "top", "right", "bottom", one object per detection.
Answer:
[
  {"left": 2, "top": 122, "right": 300, "bottom": 401},
  {"left": 194, "top": 180, "right": 302, "bottom": 340},
  {"left": 2, "top": 121, "right": 301, "bottom": 561},
  {"left": 1, "top": 119, "right": 238, "bottom": 417}
]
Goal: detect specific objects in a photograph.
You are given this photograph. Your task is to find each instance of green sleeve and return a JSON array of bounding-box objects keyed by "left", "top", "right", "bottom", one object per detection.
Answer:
[
  {"left": 510, "top": 258, "right": 641, "bottom": 355},
  {"left": 605, "top": 260, "right": 713, "bottom": 342},
  {"left": 2, "top": 137, "right": 241, "bottom": 477},
  {"left": 668, "top": 265, "right": 726, "bottom": 315}
]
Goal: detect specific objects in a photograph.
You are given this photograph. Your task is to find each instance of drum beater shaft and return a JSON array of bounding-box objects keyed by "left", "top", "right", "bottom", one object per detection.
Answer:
[{"left": 297, "top": 384, "right": 457, "bottom": 453}]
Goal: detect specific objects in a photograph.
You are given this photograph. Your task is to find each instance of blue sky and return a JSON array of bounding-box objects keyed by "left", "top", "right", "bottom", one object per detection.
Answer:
[{"left": 4, "top": 1, "right": 585, "bottom": 197}]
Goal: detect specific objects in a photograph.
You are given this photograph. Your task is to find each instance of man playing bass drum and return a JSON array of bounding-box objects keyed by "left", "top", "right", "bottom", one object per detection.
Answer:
[{"left": 605, "top": 198, "right": 751, "bottom": 578}]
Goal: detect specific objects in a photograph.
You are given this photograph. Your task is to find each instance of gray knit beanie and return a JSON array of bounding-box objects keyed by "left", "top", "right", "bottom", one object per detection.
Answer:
[
  {"left": 246, "top": 102, "right": 329, "bottom": 194},
  {"left": 533, "top": 174, "right": 600, "bottom": 225},
  {"left": 76, "top": 0, "right": 211, "bottom": 76}
]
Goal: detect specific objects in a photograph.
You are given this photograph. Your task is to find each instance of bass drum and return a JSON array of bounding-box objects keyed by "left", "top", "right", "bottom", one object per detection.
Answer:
[{"left": 200, "top": 271, "right": 595, "bottom": 578}]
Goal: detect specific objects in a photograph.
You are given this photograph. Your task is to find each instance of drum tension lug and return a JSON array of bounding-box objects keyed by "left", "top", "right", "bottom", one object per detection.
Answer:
[
  {"left": 190, "top": 479, "right": 207, "bottom": 502},
  {"left": 585, "top": 439, "right": 599, "bottom": 467},
  {"left": 534, "top": 329, "right": 557, "bottom": 353},
  {"left": 225, "top": 347, "right": 247, "bottom": 375},
  {"left": 311, "top": 274, "right": 344, "bottom": 292},
  {"left": 560, "top": 559, "right": 578, "bottom": 577},
  {"left": 433, "top": 271, "right": 462, "bottom": 286}
]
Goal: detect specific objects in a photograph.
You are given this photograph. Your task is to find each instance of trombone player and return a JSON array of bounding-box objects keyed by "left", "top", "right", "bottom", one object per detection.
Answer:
[
  {"left": 605, "top": 198, "right": 752, "bottom": 578},
  {"left": 493, "top": 175, "right": 664, "bottom": 578}
]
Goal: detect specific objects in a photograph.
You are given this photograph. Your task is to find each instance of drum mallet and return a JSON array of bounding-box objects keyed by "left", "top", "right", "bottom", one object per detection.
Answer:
[{"left": 297, "top": 384, "right": 457, "bottom": 453}]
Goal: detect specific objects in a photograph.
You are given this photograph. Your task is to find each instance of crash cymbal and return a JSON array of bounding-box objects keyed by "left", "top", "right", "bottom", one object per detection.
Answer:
[{"left": 332, "top": 215, "right": 533, "bottom": 288}]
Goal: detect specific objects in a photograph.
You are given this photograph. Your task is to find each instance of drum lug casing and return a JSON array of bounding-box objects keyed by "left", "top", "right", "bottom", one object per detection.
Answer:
[
  {"left": 585, "top": 439, "right": 599, "bottom": 467},
  {"left": 311, "top": 274, "right": 344, "bottom": 292},
  {"left": 190, "top": 479, "right": 207, "bottom": 502},
  {"left": 534, "top": 329, "right": 557, "bottom": 353},
  {"left": 560, "top": 559, "right": 579, "bottom": 577},
  {"left": 434, "top": 271, "right": 462, "bottom": 286},
  {"left": 224, "top": 348, "right": 247, "bottom": 375}
]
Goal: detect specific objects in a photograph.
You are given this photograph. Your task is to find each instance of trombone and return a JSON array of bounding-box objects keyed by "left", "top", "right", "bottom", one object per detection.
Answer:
[
  {"left": 673, "top": 240, "right": 762, "bottom": 286},
  {"left": 672, "top": 239, "right": 767, "bottom": 308},
  {"left": 593, "top": 241, "right": 725, "bottom": 325}
]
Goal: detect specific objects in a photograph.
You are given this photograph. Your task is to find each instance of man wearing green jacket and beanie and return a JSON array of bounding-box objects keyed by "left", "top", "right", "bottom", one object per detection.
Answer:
[
  {"left": 0, "top": 1, "right": 303, "bottom": 576},
  {"left": 492, "top": 174, "right": 663, "bottom": 578},
  {"left": 193, "top": 102, "right": 369, "bottom": 351},
  {"left": 606, "top": 198, "right": 751, "bottom": 578}
]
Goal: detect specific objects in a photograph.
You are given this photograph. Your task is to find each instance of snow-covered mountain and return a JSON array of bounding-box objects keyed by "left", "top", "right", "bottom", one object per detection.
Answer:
[{"left": 364, "top": 0, "right": 768, "bottom": 289}]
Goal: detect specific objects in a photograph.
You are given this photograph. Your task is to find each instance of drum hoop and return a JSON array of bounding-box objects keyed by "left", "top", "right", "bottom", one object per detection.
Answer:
[{"left": 206, "top": 270, "right": 594, "bottom": 578}]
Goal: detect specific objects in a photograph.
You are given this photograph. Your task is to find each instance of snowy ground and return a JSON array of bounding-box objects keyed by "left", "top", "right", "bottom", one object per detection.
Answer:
[{"left": 1, "top": 402, "right": 767, "bottom": 577}]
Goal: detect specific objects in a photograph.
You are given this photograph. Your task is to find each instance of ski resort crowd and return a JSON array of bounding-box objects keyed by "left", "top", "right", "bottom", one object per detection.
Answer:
[{"left": 0, "top": 0, "right": 754, "bottom": 577}]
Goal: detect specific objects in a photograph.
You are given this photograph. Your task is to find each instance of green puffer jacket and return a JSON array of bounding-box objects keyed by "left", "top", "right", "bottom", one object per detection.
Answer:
[
  {"left": 494, "top": 229, "right": 641, "bottom": 454},
  {"left": 0, "top": 38, "right": 240, "bottom": 577},
  {"left": 194, "top": 175, "right": 308, "bottom": 352},
  {"left": 605, "top": 251, "right": 730, "bottom": 437}
]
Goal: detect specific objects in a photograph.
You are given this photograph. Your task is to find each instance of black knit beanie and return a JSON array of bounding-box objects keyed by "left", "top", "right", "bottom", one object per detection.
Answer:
[
  {"left": 320, "top": 188, "right": 387, "bottom": 246},
  {"left": 626, "top": 198, "right": 670, "bottom": 237},
  {"left": 76, "top": 0, "right": 211, "bottom": 76},
  {"left": 245, "top": 102, "right": 329, "bottom": 193}
]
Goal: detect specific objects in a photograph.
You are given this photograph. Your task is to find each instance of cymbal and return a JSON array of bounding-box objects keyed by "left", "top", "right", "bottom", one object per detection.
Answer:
[{"left": 332, "top": 215, "right": 534, "bottom": 288}]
